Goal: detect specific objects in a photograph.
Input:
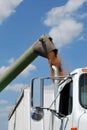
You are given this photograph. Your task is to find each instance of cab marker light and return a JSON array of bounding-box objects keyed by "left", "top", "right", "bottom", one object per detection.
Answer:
[
  {"left": 82, "top": 68, "right": 87, "bottom": 72},
  {"left": 71, "top": 128, "right": 77, "bottom": 130}
]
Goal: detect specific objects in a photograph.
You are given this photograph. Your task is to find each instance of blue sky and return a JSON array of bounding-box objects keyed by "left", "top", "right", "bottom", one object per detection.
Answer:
[{"left": 0, "top": 0, "right": 87, "bottom": 130}]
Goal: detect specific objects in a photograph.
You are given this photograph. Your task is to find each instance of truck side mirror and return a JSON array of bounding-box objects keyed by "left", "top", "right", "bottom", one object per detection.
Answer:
[
  {"left": 31, "top": 108, "right": 44, "bottom": 121},
  {"left": 31, "top": 78, "right": 44, "bottom": 121},
  {"left": 31, "top": 78, "right": 44, "bottom": 107}
]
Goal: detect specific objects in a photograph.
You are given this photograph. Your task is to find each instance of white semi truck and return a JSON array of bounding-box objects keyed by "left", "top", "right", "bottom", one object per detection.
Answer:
[
  {"left": 0, "top": 34, "right": 87, "bottom": 130},
  {"left": 8, "top": 66, "right": 87, "bottom": 130}
]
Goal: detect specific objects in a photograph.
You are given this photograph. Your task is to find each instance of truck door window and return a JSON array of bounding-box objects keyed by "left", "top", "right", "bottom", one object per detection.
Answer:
[
  {"left": 79, "top": 74, "right": 87, "bottom": 109},
  {"left": 59, "top": 82, "right": 73, "bottom": 116}
]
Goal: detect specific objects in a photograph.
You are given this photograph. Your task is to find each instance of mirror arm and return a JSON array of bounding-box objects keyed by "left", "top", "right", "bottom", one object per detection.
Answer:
[{"left": 36, "top": 107, "right": 66, "bottom": 119}]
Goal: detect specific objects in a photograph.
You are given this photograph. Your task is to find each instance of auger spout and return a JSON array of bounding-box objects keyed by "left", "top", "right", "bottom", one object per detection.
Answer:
[{"left": 0, "top": 34, "right": 57, "bottom": 92}]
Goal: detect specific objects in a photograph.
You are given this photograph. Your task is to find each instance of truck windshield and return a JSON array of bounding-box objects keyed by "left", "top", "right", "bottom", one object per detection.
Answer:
[{"left": 79, "top": 74, "right": 87, "bottom": 109}]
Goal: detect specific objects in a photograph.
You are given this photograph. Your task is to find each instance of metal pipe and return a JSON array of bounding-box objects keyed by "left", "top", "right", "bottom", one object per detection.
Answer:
[
  {"left": 0, "top": 34, "right": 57, "bottom": 92},
  {"left": 0, "top": 43, "right": 38, "bottom": 92}
]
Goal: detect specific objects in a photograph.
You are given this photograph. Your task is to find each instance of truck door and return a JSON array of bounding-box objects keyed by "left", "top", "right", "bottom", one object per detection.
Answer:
[
  {"left": 59, "top": 81, "right": 73, "bottom": 130},
  {"left": 78, "top": 74, "right": 87, "bottom": 130},
  {"left": 53, "top": 81, "right": 73, "bottom": 130}
]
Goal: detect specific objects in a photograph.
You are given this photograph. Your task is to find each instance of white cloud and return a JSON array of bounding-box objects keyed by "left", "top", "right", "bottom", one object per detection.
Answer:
[
  {"left": 21, "top": 64, "right": 37, "bottom": 77},
  {"left": 0, "top": 58, "right": 37, "bottom": 77},
  {"left": 0, "top": 105, "right": 14, "bottom": 117},
  {"left": 78, "top": 13, "right": 87, "bottom": 19},
  {"left": 49, "top": 19, "right": 83, "bottom": 47},
  {"left": 44, "top": 0, "right": 87, "bottom": 48},
  {"left": 0, "top": 100, "right": 8, "bottom": 105},
  {"left": 0, "top": 66, "right": 9, "bottom": 76},
  {"left": 6, "top": 83, "right": 29, "bottom": 92},
  {"left": 8, "top": 57, "right": 15, "bottom": 65},
  {"left": 65, "top": 0, "right": 87, "bottom": 12},
  {"left": 0, "top": 0, "right": 23, "bottom": 25}
]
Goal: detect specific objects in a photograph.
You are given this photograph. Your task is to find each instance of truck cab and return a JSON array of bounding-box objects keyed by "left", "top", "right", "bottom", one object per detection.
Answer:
[{"left": 31, "top": 67, "right": 87, "bottom": 130}]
